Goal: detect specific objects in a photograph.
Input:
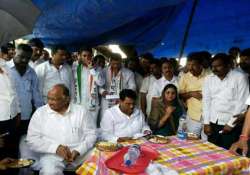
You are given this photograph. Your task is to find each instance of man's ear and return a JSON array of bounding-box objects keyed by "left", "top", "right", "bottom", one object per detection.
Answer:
[{"left": 64, "top": 96, "right": 70, "bottom": 103}]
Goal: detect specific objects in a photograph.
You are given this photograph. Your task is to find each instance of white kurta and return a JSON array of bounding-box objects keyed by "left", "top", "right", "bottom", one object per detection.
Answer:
[
  {"left": 245, "top": 95, "right": 250, "bottom": 105},
  {"left": 35, "top": 61, "right": 74, "bottom": 103},
  {"left": 100, "top": 105, "right": 150, "bottom": 142},
  {"left": 27, "top": 103, "right": 96, "bottom": 155},
  {"left": 202, "top": 70, "right": 249, "bottom": 127}
]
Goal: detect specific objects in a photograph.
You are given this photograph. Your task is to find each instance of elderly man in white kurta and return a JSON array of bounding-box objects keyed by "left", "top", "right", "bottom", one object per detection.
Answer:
[
  {"left": 100, "top": 54, "right": 136, "bottom": 119},
  {"left": 73, "top": 47, "right": 105, "bottom": 126},
  {"left": 35, "top": 45, "right": 74, "bottom": 103},
  {"left": 26, "top": 84, "right": 96, "bottom": 175},
  {"left": 100, "top": 89, "right": 151, "bottom": 143}
]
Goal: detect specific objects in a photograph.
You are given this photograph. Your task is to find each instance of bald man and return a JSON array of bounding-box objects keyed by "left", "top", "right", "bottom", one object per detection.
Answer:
[{"left": 26, "top": 84, "right": 96, "bottom": 175}]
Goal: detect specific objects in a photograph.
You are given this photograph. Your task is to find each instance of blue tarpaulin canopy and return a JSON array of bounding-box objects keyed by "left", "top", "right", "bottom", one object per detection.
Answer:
[
  {"left": 31, "top": 0, "right": 250, "bottom": 57},
  {"left": 152, "top": 0, "right": 250, "bottom": 57},
  {"left": 32, "top": 0, "right": 185, "bottom": 53}
]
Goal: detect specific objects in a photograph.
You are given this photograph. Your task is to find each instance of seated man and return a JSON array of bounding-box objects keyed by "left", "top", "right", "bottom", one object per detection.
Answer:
[
  {"left": 26, "top": 84, "right": 96, "bottom": 175},
  {"left": 100, "top": 89, "right": 151, "bottom": 143}
]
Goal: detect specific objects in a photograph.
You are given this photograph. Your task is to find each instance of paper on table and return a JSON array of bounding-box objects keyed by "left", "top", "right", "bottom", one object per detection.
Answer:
[{"left": 146, "top": 162, "right": 179, "bottom": 175}]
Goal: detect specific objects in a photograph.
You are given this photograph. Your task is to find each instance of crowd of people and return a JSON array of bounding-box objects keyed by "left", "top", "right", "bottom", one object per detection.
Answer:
[{"left": 0, "top": 38, "right": 250, "bottom": 174}]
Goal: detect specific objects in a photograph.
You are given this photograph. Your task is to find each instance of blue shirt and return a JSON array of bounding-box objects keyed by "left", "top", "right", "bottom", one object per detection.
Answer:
[{"left": 9, "top": 65, "right": 44, "bottom": 120}]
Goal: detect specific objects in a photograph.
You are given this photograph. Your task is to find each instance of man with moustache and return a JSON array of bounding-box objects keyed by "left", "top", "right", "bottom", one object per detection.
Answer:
[
  {"left": 100, "top": 89, "right": 151, "bottom": 142},
  {"left": 100, "top": 53, "right": 136, "bottom": 119},
  {"left": 35, "top": 45, "right": 74, "bottom": 103},
  {"left": 9, "top": 44, "right": 43, "bottom": 135},
  {"left": 203, "top": 53, "right": 249, "bottom": 149},
  {"left": 28, "top": 38, "right": 46, "bottom": 69},
  {"left": 151, "top": 59, "right": 178, "bottom": 99}
]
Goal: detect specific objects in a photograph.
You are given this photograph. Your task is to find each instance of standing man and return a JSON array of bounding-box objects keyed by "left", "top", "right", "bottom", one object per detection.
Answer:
[
  {"left": 151, "top": 59, "right": 178, "bottom": 99},
  {"left": 9, "top": 44, "right": 43, "bottom": 135},
  {"left": 138, "top": 53, "right": 153, "bottom": 77},
  {"left": 35, "top": 45, "right": 74, "bottom": 103},
  {"left": 140, "top": 59, "right": 162, "bottom": 118},
  {"left": 126, "top": 58, "right": 143, "bottom": 106},
  {"left": 0, "top": 56, "right": 20, "bottom": 158},
  {"left": 100, "top": 53, "right": 136, "bottom": 118},
  {"left": 26, "top": 84, "right": 96, "bottom": 175},
  {"left": 203, "top": 53, "right": 249, "bottom": 149},
  {"left": 179, "top": 52, "right": 210, "bottom": 139},
  {"left": 5, "top": 43, "right": 15, "bottom": 62},
  {"left": 239, "top": 48, "right": 250, "bottom": 78},
  {"left": 28, "top": 38, "right": 46, "bottom": 69},
  {"left": 0, "top": 46, "right": 9, "bottom": 61},
  {"left": 74, "top": 47, "right": 105, "bottom": 126}
]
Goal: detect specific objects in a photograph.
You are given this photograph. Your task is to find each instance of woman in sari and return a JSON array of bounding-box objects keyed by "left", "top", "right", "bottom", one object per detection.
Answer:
[{"left": 148, "top": 84, "right": 184, "bottom": 136}]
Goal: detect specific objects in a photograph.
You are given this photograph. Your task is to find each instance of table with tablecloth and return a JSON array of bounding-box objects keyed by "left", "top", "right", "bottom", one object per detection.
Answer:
[{"left": 76, "top": 136, "right": 250, "bottom": 175}]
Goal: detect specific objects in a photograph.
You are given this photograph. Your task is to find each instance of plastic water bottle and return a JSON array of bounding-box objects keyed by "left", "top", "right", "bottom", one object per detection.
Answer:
[
  {"left": 123, "top": 144, "right": 140, "bottom": 166},
  {"left": 177, "top": 117, "right": 187, "bottom": 139}
]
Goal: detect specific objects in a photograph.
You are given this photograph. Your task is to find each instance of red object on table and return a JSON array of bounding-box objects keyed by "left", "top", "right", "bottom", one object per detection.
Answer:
[{"left": 105, "top": 145, "right": 159, "bottom": 174}]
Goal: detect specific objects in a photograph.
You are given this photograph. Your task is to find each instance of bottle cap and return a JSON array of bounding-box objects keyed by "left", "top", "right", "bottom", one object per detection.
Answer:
[{"left": 125, "top": 160, "right": 132, "bottom": 166}]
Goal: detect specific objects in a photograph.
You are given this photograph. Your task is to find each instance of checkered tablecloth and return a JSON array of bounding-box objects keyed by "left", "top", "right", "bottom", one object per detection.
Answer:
[{"left": 76, "top": 137, "right": 250, "bottom": 175}]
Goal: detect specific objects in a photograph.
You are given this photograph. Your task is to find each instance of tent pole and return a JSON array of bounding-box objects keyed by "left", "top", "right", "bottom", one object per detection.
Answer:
[{"left": 178, "top": 0, "right": 199, "bottom": 60}]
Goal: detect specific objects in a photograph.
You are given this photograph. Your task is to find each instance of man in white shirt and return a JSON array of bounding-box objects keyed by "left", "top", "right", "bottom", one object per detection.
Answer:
[
  {"left": 0, "top": 57, "right": 20, "bottom": 158},
  {"left": 100, "top": 89, "right": 151, "bottom": 143},
  {"left": 140, "top": 59, "right": 162, "bottom": 117},
  {"left": 231, "top": 48, "right": 250, "bottom": 126},
  {"left": 35, "top": 45, "right": 74, "bottom": 103},
  {"left": 73, "top": 47, "right": 105, "bottom": 126},
  {"left": 151, "top": 59, "right": 178, "bottom": 99},
  {"left": 100, "top": 54, "right": 136, "bottom": 119},
  {"left": 28, "top": 38, "right": 46, "bottom": 69},
  {"left": 26, "top": 84, "right": 96, "bottom": 175},
  {"left": 203, "top": 53, "right": 249, "bottom": 149}
]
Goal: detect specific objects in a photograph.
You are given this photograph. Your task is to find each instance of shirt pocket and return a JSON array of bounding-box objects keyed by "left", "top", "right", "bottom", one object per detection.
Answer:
[
  {"left": 24, "top": 80, "right": 31, "bottom": 92},
  {"left": 224, "top": 86, "right": 236, "bottom": 101}
]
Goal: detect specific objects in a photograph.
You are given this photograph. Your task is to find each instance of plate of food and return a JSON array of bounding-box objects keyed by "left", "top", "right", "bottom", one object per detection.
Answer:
[
  {"left": 7, "top": 159, "right": 35, "bottom": 168},
  {"left": 96, "top": 141, "right": 123, "bottom": 152},
  {"left": 147, "top": 135, "right": 170, "bottom": 144},
  {"left": 187, "top": 132, "right": 199, "bottom": 140}
]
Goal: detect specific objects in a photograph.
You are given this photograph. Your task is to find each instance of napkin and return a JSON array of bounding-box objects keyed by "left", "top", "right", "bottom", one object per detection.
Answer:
[{"left": 146, "top": 162, "right": 179, "bottom": 175}]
